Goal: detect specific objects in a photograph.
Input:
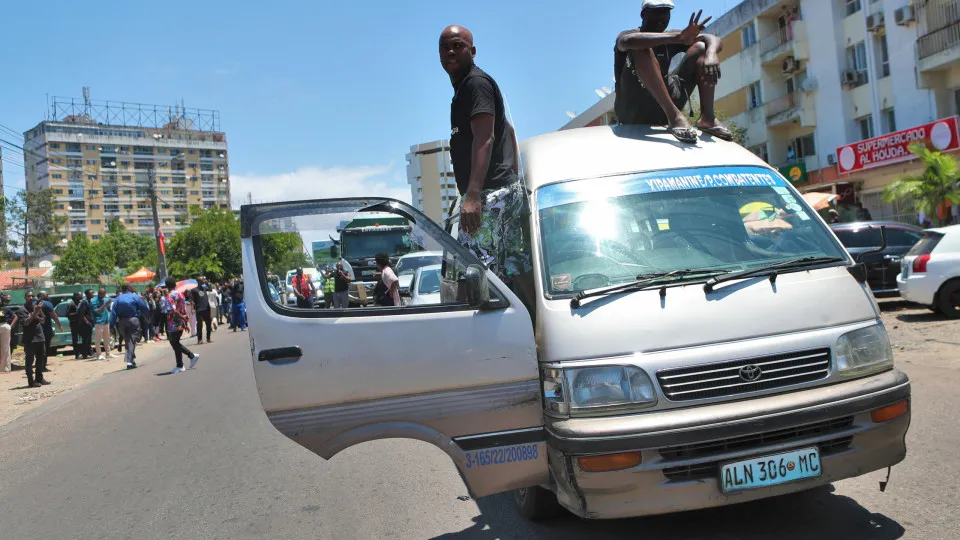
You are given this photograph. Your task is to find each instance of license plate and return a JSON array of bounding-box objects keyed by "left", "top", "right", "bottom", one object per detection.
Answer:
[{"left": 720, "top": 447, "right": 821, "bottom": 493}]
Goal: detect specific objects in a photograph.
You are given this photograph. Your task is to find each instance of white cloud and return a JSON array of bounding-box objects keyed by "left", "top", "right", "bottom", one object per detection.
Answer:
[{"left": 229, "top": 163, "right": 411, "bottom": 209}]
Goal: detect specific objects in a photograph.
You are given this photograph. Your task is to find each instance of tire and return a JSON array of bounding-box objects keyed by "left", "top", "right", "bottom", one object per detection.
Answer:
[
  {"left": 936, "top": 280, "right": 960, "bottom": 319},
  {"left": 513, "top": 486, "right": 564, "bottom": 521}
]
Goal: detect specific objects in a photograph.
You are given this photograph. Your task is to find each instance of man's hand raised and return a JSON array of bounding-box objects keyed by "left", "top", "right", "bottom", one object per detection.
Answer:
[{"left": 679, "top": 10, "right": 712, "bottom": 46}]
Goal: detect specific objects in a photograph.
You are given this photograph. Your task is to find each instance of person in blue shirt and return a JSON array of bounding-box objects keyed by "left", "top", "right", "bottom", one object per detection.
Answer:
[{"left": 110, "top": 284, "right": 150, "bottom": 370}]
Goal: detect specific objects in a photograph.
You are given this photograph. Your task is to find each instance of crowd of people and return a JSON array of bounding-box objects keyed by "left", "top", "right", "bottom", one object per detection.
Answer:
[{"left": 0, "top": 277, "right": 247, "bottom": 385}]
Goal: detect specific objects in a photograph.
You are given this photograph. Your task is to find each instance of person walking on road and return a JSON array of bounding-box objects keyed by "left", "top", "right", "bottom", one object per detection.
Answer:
[
  {"left": 22, "top": 291, "right": 49, "bottom": 387},
  {"left": 192, "top": 279, "right": 213, "bottom": 344},
  {"left": 292, "top": 268, "right": 316, "bottom": 309},
  {"left": 374, "top": 253, "right": 401, "bottom": 307},
  {"left": 163, "top": 277, "right": 199, "bottom": 374},
  {"left": 37, "top": 291, "right": 63, "bottom": 368},
  {"left": 0, "top": 295, "right": 17, "bottom": 373},
  {"left": 220, "top": 283, "right": 233, "bottom": 328},
  {"left": 229, "top": 279, "right": 246, "bottom": 331},
  {"left": 206, "top": 285, "right": 220, "bottom": 330},
  {"left": 89, "top": 288, "right": 113, "bottom": 360},
  {"left": 74, "top": 289, "right": 94, "bottom": 359},
  {"left": 111, "top": 284, "right": 149, "bottom": 370}
]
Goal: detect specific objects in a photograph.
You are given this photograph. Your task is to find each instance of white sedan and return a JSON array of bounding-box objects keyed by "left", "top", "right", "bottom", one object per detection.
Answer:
[
  {"left": 897, "top": 224, "right": 960, "bottom": 318},
  {"left": 408, "top": 264, "right": 443, "bottom": 306}
]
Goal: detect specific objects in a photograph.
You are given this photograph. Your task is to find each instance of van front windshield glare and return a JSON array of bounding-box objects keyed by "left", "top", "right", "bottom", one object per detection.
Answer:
[{"left": 536, "top": 166, "right": 847, "bottom": 296}]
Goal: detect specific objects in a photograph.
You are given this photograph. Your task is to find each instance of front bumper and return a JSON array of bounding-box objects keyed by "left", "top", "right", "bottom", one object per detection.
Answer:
[
  {"left": 897, "top": 274, "right": 936, "bottom": 305},
  {"left": 546, "top": 369, "right": 910, "bottom": 519}
]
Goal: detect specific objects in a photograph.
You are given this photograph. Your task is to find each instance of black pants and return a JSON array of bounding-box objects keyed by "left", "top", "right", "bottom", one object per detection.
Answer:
[
  {"left": 25, "top": 341, "right": 47, "bottom": 383},
  {"left": 168, "top": 330, "right": 195, "bottom": 369},
  {"left": 157, "top": 313, "right": 167, "bottom": 336},
  {"left": 79, "top": 323, "right": 93, "bottom": 357},
  {"left": 196, "top": 310, "right": 212, "bottom": 342},
  {"left": 71, "top": 325, "right": 81, "bottom": 358},
  {"left": 44, "top": 333, "right": 53, "bottom": 359}
]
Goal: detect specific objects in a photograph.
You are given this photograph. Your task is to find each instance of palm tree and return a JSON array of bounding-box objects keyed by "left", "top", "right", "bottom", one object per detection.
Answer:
[{"left": 883, "top": 142, "right": 960, "bottom": 226}]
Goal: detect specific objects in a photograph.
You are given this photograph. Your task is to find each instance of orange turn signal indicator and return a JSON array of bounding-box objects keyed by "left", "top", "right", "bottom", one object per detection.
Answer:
[
  {"left": 578, "top": 451, "right": 643, "bottom": 473},
  {"left": 871, "top": 400, "right": 909, "bottom": 423}
]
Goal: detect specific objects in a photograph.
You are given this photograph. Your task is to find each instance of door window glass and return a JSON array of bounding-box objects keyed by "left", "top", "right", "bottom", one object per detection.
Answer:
[{"left": 249, "top": 200, "right": 505, "bottom": 313}]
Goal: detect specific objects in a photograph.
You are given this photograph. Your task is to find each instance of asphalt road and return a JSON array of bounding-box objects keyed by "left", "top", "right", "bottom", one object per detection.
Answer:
[{"left": 0, "top": 318, "right": 957, "bottom": 540}]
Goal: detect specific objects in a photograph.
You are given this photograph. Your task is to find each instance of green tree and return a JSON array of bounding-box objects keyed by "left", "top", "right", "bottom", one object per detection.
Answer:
[
  {"left": 883, "top": 142, "right": 960, "bottom": 227},
  {"left": 53, "top": 234, "right": 111, "bottom": 284},
  {"left": 99, "top": 219, "right": 157, "bottom": 270},
  {"left": 261, "top": 232, "right": 310, "bottom": 276},
  {"left": 166, "top": 208, "right": 241, "bottom": 281},
  {"left": 5, "top": 189, "right": 66, "bottom": 272}
]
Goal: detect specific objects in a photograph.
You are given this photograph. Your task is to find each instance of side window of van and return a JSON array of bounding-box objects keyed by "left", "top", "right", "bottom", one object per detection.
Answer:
[{"left": 252, "top": 202, "right": 500, "bottom": 315}]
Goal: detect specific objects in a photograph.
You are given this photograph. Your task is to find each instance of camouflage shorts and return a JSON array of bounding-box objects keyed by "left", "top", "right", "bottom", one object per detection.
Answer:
[{"left": 457, "top": 182, "right": 533, "bottom": 282}]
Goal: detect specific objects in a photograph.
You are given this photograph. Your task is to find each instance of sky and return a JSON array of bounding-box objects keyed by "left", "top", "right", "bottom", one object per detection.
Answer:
[{"left": 0, "top": 0, "right": 729, "bottom": 209}]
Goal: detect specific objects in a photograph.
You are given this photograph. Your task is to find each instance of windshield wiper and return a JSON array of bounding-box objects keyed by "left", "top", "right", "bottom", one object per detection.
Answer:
[
  {"left": 702, "top": 256, "right": 847, "bottom": 293},
  {"left": 570, "top": 269, "right": 724, "bottom": 308}
]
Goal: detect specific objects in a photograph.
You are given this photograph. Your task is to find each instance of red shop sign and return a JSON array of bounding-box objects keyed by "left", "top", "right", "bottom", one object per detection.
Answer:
[{"left": 835, "top": 116, "right": 960, "bottom": 174}]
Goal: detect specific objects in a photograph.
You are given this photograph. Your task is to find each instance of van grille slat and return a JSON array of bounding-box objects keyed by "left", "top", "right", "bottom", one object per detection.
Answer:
[{"left": 656, "top": 349, "right": 831, "bottom": 401}]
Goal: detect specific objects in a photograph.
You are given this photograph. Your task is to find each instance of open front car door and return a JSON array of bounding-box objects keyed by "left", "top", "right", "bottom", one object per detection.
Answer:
[{"left": 240, "top": 198, "right": 546, "bottom": 497}]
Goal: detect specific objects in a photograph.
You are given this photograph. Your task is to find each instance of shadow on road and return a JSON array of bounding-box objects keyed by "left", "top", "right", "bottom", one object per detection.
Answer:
[
  {"left": 433, "top": 485, "right": 904, "bottom": 540},
  {"left": 895, "top": 312, "right": 944, "bottom": 324}
]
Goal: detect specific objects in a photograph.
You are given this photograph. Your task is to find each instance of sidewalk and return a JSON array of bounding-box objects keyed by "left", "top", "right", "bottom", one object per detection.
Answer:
[{"left": 0, "top": 337, "right": 172, "bottom": 426}]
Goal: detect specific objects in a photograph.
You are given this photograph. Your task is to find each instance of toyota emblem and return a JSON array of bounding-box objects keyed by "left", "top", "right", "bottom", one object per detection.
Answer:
[{"left": 739, "top": 365, "right": 762, "bottom": 382}]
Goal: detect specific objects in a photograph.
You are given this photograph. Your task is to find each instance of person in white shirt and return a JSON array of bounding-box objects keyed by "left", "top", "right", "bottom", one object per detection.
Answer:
[{"left": 374, "top": 252, "right": 400, "bottom": 307}]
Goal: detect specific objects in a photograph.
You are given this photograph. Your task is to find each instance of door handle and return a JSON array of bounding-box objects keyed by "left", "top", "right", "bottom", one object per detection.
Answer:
[{"left": 258, "top": 346, "right": 302, "bottom": 364}]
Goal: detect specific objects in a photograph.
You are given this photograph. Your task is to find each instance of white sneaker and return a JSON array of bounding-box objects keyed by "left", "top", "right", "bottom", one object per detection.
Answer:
[
  {"left": 189, "top": 355, "right": 200, "bottom": 370},
  {"left": 170, "top": 367, "right": 185, "bottom": 374},
  {"left": 108, "top": 353, "right": 119, "bottom": 359},
  {"left": 98, "top": 354, "right": 105, "bottom": 361}
]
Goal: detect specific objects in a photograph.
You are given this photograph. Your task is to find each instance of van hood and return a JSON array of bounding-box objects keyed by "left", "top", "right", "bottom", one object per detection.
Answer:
[{"left": 537, "top": 266, "right": 878, "bottom": 362}]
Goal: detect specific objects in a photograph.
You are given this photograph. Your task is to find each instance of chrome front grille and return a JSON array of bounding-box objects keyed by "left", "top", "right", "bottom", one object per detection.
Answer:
[{"left": 656, "top": 348, "right": 831, "bottom": 401}]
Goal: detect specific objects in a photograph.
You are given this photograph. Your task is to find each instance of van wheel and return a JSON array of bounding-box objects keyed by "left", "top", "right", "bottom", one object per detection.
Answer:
[
  {"left": 937, "top": 281, "right": 960, "bottom": 319},
  {"left": 514, "top": 486, "right": 564, "bottom": 521}
]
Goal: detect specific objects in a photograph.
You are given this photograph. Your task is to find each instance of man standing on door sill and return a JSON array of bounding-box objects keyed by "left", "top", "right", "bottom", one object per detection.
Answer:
[{"left": 439, "top": 25, "right": 534, "bottom": 310}]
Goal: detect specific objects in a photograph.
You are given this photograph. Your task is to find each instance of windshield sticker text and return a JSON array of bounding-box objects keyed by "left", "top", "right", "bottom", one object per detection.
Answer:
[{"left": 645, "top": 172, "right": 780, "bottom": 193}]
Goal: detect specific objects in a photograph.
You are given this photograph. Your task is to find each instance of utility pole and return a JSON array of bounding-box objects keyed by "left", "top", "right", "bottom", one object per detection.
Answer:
[{"left": 149, "top": 165, "right": 167, "bottom": 281}]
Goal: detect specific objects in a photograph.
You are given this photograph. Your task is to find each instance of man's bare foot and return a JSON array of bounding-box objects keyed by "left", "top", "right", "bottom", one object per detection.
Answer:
[
  {"left": 667, "top": 116, "right": 698, "bottom": 143},
  {"left": 696, "top": 118, "right": 735, "bottom": 141}
]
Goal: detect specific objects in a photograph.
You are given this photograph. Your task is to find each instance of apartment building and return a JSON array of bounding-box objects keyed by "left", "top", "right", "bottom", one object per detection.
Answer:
[
  {"left": 23, "top": 95, "right": 231, "bottom": 241},
  {"left": 406, "top": 139, "right": 459, "bottom": 223},
  {"left": 563, "top": 0, "right": 960, "bottom": 224}
]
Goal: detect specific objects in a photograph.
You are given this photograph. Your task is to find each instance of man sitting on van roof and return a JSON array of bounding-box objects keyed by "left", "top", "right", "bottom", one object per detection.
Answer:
[{"left": 614, "top": 0, "right": 732, "bottom": 144}]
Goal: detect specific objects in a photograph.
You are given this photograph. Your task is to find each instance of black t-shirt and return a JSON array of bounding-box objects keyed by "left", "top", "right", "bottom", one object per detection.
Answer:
[
  {"left": 231, "top": 284, "right": 244, "bottom": 304},
  {"left": 192, "top": 288, "right": 211, "bottom": 311},
  {"left": 2, "top": 306, "right": 18, "bottom": 325},
  {"left": 334, "top": 271, "right": 349, "bottom": 293},
  {"left": 449, "top": 65, "right": 517, "bottom": 195},
  {"left": 40, "top": 300, "right": 56, "bottom": 337},
  {"left": 613, "top": 35, "right": 687, "bottom": 125},
  {"left": 22, "top": 302, "right": 46, "bottom": 343}
]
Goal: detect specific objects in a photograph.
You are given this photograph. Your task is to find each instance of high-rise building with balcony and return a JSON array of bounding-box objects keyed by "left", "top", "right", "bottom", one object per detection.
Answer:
[
  {"left": 562, "top": 0, "right": 960, "bottom": 224},
  {"left": 406, "top": 140, "right": 459, "bottom": 223},
  {"left": 23, "top": 93, "right": 231, "bottom": 241}
]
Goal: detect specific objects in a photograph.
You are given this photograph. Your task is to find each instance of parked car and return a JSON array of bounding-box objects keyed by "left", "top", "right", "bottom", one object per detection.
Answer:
[
  {"left": 898, "top": 224, "right": 960, "bottom": 318},
  {"left": 407, "top": 264, "right": 442, "bottom": 306},
  {"left": 47, "top": 293, "right": 78, "bottom": 354},
  {"left": 241, "top": 124, "right": 909, "bottom": 521},
  {"left": 396, "top": 251, "right": 443, "bottom": 296},
  {"left": 831, "top": 222, "right": 924, "bottom": 295}
]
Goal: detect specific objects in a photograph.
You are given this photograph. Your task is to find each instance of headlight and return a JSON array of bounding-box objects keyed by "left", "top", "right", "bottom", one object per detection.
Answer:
[
  {"left": 835, "top": 324, "right": 894, "bottom": 376},
  {"left": 542, "top": 364, "right": 657, "bottom": 417}
]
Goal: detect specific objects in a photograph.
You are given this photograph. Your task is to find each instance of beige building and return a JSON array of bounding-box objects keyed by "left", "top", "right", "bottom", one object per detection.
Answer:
[
  {"left": 406, "top": 139, "right": 459, "bottom": 223},
  {"left": 563, "top": 0, "right": 960, "bottom": 224},
  {"left": 23, "top": 95, "right": 231, "bottom": 241}
]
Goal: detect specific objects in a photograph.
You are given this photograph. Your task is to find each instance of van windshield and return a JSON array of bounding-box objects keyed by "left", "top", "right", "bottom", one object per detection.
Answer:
[{"left": 536, "top": 166, "right": 847, "bottom": 296}]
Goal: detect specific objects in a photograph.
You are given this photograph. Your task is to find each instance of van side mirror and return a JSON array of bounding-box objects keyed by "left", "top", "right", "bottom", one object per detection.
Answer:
[{"left": 461, "top": 264, "right": 490, "bottom": 309}]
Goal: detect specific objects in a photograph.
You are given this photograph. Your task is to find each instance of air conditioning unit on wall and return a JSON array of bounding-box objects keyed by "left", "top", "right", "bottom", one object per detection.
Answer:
[
  {"left": 867, "top": 12, "right": 886, "bottom": 32},
  {"left": 842, "top": 70, "right": 859, "bottom": 86},
  {"left": 895, "top": 5, "right": 916, "bottom": 26}
]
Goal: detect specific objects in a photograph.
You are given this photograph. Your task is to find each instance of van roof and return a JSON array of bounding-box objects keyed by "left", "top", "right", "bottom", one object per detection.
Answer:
[{"left": 519, "top": 125, "right": 771, "bottom": 191}]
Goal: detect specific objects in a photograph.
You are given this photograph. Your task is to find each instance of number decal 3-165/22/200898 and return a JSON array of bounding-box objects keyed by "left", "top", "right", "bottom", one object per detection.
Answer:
[{"left": 465, "top": 444, "right": 539, "bottom": 469}]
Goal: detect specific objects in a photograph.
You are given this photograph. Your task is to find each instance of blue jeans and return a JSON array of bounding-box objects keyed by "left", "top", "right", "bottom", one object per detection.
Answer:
[{"left": 231, "top": 302, "right": 247, "bottom": 329}]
